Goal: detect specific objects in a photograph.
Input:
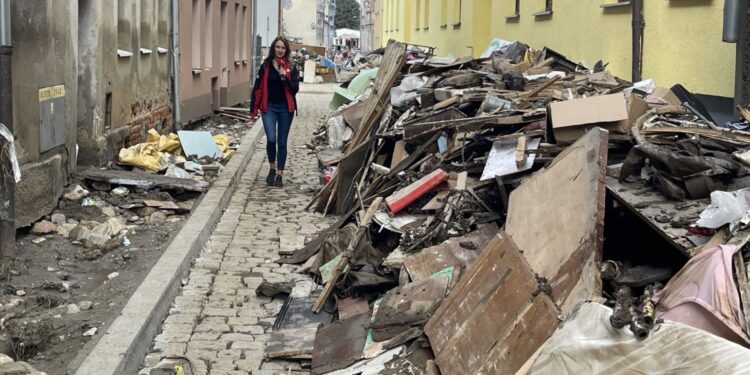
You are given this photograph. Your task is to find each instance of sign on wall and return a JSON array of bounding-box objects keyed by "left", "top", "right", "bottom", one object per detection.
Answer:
[{"left": 38, "top": 84, "right": 66, "bottom": 153}]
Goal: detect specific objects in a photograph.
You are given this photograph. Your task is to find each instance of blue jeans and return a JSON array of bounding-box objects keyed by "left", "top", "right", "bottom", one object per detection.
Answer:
[{"left": 261, "top": 101, "right": 293, "bottom": 171}]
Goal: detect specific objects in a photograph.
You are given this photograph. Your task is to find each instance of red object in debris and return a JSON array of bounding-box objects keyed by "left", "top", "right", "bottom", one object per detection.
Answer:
[
  {"left": 322, "top": 167, "right": 336, "bottom": 185},
  {"left": 386, "top": 169, "right": 449, "bottom": 214},
  {"left": 687, "top": 225, "right": 716, "bottom": 237}
]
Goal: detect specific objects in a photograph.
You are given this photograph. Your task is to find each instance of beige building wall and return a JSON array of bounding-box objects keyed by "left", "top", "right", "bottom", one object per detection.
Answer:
[
  {"left": 78, "top": 0, "right": 173, "bottom": 166},
  {"left": 180, "top": 0, "right": 254, "bottom": 124},
  {"left": 283, "top": 0, "right": 318, "bottom": 45}
]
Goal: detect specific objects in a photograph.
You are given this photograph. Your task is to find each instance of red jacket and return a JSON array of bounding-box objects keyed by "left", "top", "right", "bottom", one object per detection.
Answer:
[{"left": 250, "top": 59, "right": 299, "bottom": 117}]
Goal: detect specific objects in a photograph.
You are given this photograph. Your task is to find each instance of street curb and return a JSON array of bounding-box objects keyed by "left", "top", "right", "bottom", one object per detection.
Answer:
[{"left": 74, "top": 121, "right": 265, "bottom": 375}]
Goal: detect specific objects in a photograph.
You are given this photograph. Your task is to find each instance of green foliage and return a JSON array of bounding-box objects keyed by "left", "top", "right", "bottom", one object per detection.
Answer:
[{"left": 335, "top": 0, "right": 361, "bottom": 30}]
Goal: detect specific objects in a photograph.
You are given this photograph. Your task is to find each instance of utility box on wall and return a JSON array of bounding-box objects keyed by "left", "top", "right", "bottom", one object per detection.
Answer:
[{"left": 38, "top": 84, "right": 66, "bottom": 153}]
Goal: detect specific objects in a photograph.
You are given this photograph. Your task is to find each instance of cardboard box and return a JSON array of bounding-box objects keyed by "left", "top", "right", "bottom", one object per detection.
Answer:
[
  {"left": 547, "top": 93, "right": 629, "bottom": 144},
  {"left": 627, "top": 95, "right": 649, "bottom": 129},
  {"left": 646, "top": 87, "right": 682, "bottom": 107}
]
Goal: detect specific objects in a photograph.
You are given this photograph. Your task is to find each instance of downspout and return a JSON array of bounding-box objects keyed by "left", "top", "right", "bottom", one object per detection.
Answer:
[
  {"left": 171, "top": 0, "right": 181, "bottom": 125},
  {"left": 631, "top": 0, "right": 644, "bottom": 82},
  {"left": 0, "top": 0, "right": 14, "bottom": 256}
]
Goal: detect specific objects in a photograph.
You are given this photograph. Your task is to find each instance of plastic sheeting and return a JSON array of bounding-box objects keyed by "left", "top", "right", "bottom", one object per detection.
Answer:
[
  {"left": 526, "top": 302, "right": 750, "bottom": 375},
  {"left": 654, "top": 244, "right": 750, "bottom": 346}
]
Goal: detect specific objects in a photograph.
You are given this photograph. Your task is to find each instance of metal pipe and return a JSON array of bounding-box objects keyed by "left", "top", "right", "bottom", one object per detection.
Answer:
[
  {"left": 0, "top": 0, "right": 14, "bottom": 256},
  {"left": 724, "top": 0, "right": 740, "bottom": 43},
  {"left": 171, "top": 0, "right": 181, "bottom": 125},
  {"left": 631, "top": 0, "right": 644, "bottom": 82}
]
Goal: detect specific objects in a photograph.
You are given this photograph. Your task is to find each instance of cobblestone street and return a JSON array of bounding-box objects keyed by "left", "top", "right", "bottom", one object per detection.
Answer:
[{"left": 141, "top": 84, "right": 338, "bottom": 375}]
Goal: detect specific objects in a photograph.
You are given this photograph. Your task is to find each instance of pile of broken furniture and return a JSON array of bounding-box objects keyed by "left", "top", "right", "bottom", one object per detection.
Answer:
[{"left": 262, "top": 39, "right": 750, "bottom": 374}]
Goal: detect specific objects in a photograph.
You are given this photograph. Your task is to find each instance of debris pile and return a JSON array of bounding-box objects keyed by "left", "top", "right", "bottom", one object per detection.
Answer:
[{"left": 266, "top": 38, "right": 750, "bottom": 373}]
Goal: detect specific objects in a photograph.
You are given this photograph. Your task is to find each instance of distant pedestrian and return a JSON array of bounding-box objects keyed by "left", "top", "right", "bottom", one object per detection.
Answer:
[{"left": 250, "top": 36, "right": 300, "bottom": 187}]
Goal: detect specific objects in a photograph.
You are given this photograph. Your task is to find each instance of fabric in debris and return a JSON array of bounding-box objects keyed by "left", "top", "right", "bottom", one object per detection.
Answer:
[
  {"left": 525, "top": 302, "right": 750, "bottom": 375},
  {"left": 653, "top": 244, "right": 750, "bottom": 346},
  {"left": 0, "top": 123, "right": 21, "bottom": 183}
]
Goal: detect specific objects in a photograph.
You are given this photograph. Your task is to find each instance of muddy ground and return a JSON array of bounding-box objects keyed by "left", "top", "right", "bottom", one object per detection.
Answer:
[{"left": 6, "top": 114, "right": 251, "bottom": 375}]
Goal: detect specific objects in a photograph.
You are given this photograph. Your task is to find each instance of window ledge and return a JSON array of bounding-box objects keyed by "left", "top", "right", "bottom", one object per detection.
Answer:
[
  {"left": 157, "top": 47, "right": 169, "bottom": 54},
  {"left": 440, "top": 24, "right": 447, "bottom": 29},
  {"left": 505, "top": 14, "right": 520, "bottom": 20},
  {"left": 600, "top": 1, "right": 631, "bottom": 8},
  {"left": 452, "top": 22, "right": 461, "bottom": 29},
  {"left": 235, "top": 61, "right": 242, "bottom": 66},
  {"left": 140, "top": 47, "right": 152, "bottom": 55},
  {"left": 242, "top": 60, "right": 248, "bottom": 65},
  {"left": 533, "top": 10, "right": 553, "bottom": 17},
  {"left": 192, "top": 68, "right": 202, "bottom": 75},
  {"left": 422, "top": 27, "right": 429, "bottom": 31},
  {"left": 117, "top": 49, "right": 133, "bottom": 58}
]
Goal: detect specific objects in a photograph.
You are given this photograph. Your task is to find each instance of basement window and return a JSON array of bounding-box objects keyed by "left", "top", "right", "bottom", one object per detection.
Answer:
[{"left": 505, "top": 0, "right": 520, "bottom": 20}]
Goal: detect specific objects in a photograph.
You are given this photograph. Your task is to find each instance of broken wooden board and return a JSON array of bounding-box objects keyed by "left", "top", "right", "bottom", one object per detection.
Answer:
[
  {"left": 480, "top": 137, "right": 541, "bottom": 181},
  {"left": 402, "top": 223, "right": 498, "bottom": 282},
  {"left": 420, "top": 190, "right": 451, "bottom": 211},
  {"left": 403, "top": 114, "right": 536, "bottom": 141},
  {"left": 265, "top": 326, "right": 318, "bottom": 360},
  {"left": 312, "top": 313, "right": 371, "bottom": 375},
  {"left": 505, "top": 127, "right": 608, "bottom": 316},
  {"left": 605, "top": 173, "right": 708, "bottom": 258},
  {"left": 340, "top": 100, "right": 368, "bottom": 131},
  {"left": 424, "top": 233, "right": 560, "bottom": 375},
  {"left": 372, "top": 270, "right": 451, "bottom": 342},
  {"left": 81, "top": 168, "right": 209, "bottom": 192},
  {"left": 390, "top": 141, "right": 407, "bottom": 169},
  {"left": 338, "top": 298, "right": 371, "bottom": 321}
]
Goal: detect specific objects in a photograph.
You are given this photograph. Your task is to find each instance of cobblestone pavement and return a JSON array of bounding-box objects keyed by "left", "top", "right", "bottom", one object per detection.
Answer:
[{"left": 140, "top": 84, "right": 338, "bottom": 375}]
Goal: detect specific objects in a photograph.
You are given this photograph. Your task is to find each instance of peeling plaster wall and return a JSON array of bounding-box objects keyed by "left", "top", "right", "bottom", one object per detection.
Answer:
[
  {"left": 77, "top": 0, "right": 173, "bottom": 166},
  {"left": 10, "top": 1, "right": 78, "bottom": 227}
]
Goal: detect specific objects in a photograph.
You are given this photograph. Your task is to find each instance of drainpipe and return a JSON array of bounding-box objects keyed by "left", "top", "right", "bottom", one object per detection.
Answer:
[
  {"left": 171, "top": 0, "right": 181, "bottom": 125},
  {"left": 631, "top": 0, "right": 644, "bottom": 82},
  {"left": 730, "top": 0, "right": 748, "bottom": 113},
  {"left": 0, "top": 0, "right": 14, "bottom": 256}
]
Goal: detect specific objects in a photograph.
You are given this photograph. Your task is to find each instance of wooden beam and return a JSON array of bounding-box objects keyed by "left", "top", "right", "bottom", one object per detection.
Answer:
[
  {"left": 515, "top": 135, "right": 528, "bottom": 168},
  {"left": 312, "top": 197, "right": 383, "bottom": 313},
  {"left": 522, "top": 76, "right": 561, "bottom": 99}
]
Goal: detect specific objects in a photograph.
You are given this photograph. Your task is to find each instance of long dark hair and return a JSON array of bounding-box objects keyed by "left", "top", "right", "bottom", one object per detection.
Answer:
[{"left": 265, "top": 36, "right": 291, "bottom": 64}]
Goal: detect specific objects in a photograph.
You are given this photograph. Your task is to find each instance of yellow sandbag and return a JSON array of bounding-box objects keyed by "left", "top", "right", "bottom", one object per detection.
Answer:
[
  {"left": 213, "top": 134, "right": 234, "bottom": 159},
  {"left": 118, "top": 142, "right": 163, "bottom": 172},
  {"left": 147, "top": 129, "right": 183, "bottom": 155}
]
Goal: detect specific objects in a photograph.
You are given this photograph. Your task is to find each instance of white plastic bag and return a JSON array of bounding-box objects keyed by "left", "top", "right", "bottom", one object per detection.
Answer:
[
  {"left": 696, "top": 190, "right": 750, "bottom": 229},
  {"left": 390, "top": 76, "right": 427, "bottom": 107},
  {"left": 327, "top": 115, "right": 345, "bottom": 149}
]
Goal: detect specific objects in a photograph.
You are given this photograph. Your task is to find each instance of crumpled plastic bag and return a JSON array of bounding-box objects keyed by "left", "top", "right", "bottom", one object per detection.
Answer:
[
  {"left": 390, "top": 75, "right": 428, "bottom": 107},
  {"left": 696, "top": 190, "right": 750, "bottom": 229},
  {"left": 327, "top": 116, "right": 345, "bottom": 149},
  {"left": 213, "top": 134, "right": 235, "bottom": 159},
  {"left": 147, "top": 129, "right": 182, "bottom": 155}
]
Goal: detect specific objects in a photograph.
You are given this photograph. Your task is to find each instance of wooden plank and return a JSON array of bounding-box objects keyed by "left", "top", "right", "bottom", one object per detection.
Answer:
[
  {"left": 403, "top": 114, "right": 534, "bottom": 141},
  {"left": 390, "top": 140, "right": 407, "bottom": 169},
  {"left": 522, "top": 75, "right": 561, "bottom": 99},
  {"left": 265, "top": 326, "right": 318, "bottom": 359},
  {"left": 505, "top": 128, "right": 608, "bottom": 316},
  {"left": 641, "top": 127, "right": 750, "bottom": 145},
  {"left": 420, "top": 190, "right": 450, "bottom": 211},
  {"left": 385, "top": 169, "right": 449, "bottom": 214},
  {"left": 424, "top": 232, "right": 559, "bottom": 375},
  {"left": 80, "top": 168, "right": 209, "bottom": 192},
  {"left": 219, "top": 106, "right": 250, "bottom": 112},
  {"left": 733, "top": 251, "right": 750, "bottom": 336},
  {"left": 312, "top": 197, "right": 382, "bottom": 313},
  {"left": 515, "top": 135, "right": 528, "bottom": 167},
  {"left": 402, "top": 224, "right": 497, "bottom": 281}
]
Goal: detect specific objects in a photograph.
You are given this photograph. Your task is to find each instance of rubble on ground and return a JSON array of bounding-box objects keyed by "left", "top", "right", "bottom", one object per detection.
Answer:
[{"left": 248, "top": 39, "right": 750, "bottom": 374}]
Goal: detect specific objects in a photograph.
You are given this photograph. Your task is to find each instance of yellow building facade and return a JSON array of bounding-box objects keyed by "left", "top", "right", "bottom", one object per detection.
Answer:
[{"left": 381, "top": 0, "right": 736, "bottom": 99}]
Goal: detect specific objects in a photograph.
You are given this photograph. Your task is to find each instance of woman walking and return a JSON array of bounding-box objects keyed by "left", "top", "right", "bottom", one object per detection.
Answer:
[{"left": 250, "top": 36, "right": 299, "bottom": 187}]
